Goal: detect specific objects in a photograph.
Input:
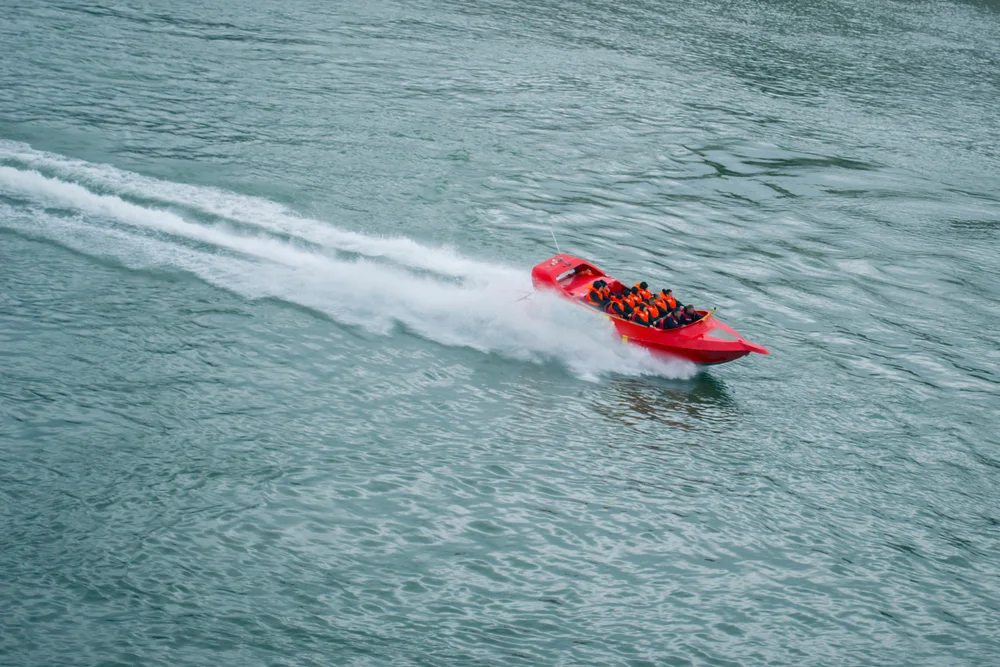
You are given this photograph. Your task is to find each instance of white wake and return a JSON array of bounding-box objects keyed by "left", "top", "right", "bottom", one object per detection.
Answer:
[{"left": 0, "top": 141, "right": 695, "bottom": 380}]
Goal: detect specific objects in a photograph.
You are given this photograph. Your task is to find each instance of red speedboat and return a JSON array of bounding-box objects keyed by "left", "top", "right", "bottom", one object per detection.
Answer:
[{"left": 531, "top": 254, "right": 769, "bottom": 365}]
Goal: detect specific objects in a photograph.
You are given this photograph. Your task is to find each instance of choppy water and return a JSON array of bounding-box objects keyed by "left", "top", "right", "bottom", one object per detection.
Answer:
[{"left": 2, "top": 0, "right": 999, "bottom": 664}]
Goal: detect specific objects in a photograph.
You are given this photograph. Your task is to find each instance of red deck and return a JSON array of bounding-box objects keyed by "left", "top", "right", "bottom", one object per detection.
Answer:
[{"left": 531, "top": 254, "right": 769, "bottom": 365}]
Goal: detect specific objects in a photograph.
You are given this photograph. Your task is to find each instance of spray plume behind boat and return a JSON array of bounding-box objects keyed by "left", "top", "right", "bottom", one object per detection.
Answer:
[{"left": 0, "top": 142, "right": 696, "bottom": 380}]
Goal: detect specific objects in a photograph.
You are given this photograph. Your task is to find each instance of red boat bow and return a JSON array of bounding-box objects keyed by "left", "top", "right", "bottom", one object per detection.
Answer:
[{"left": 531, "top": 254, "right": 769, "bottom": 365}]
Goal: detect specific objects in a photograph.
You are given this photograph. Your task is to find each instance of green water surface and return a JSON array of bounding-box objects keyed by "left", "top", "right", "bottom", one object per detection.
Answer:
[{"left": 2, "top": 0, "right": 999, "bottom": 664}]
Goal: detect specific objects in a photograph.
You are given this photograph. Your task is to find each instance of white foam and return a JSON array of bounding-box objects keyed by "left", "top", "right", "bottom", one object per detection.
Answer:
[
  {"left": 0, "top": 151, "right": 696, "bottom": 380},
  {"left": 0, "top": 140, "right": 514, "bottom": 284}
]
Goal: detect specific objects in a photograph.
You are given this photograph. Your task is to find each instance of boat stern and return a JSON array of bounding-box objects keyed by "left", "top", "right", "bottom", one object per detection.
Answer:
[{"left": 531, "top": 254, "right": 607, "bottom": 293}]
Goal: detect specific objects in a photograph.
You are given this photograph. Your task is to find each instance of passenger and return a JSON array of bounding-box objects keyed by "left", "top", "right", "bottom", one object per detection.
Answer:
[
  {"left": 674, "top": 307, "right": 692, "bottom": 325},
  {"left": 649, "top": 291, "right": 666, "bottom": 313},
  {"left": 659, "top": 289, "right": 678, "bottom": 310},
  {"left": 587, "top": 280, "right": 605, "bottom": 304},
  {"left": 683, "top": 304, "right": 700, "bottom": 323},
  {"left": 630, "top": 304, "right": 651, "bottom": 326},
  {"left": 602, "top": 291, "right": 622, "bottom": 314},
  {"left": 658, "top": 311, "right": 680, "bottom": 329},
  {"left": 645, "top": 301, "right": 661, "bottom": 321},
  {"left": 658, "top": 296, "right": 674, "bottom": 316},
  {"left": 597, "top": 285, "right": 613, "bottom": 307},
  {"left": 621, "top": 289, "right": 638, "bottom": 309},
  {"left": 634, "top": 281, "right": 653, "bottom": 301}
]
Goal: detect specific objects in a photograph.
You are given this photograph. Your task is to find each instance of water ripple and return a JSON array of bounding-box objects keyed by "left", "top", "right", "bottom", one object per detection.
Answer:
[{"left": 3, "top": 0, "right": 1000, "bottom": 664}]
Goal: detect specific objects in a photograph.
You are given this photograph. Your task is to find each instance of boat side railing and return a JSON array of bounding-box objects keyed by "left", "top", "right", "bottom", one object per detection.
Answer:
[{"left": 696, "top": 308, "right": 717, "bottom": 324}]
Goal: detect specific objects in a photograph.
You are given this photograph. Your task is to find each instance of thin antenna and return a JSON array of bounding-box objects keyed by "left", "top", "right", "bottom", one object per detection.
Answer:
[{"left": 549, "top": 225, "right": 561, "bottom": 255}]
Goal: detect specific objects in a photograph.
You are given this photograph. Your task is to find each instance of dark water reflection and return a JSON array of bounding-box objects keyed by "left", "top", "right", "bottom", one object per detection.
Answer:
[{"left": 597, "top": 374, "right": 737, "bottom": 430}]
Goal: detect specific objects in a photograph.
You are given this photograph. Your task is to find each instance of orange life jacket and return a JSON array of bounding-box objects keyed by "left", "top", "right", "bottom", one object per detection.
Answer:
[
  {"left": 646, "top": 304, "right": 660, "bottom": 320},
  {"left": 587, "top": 287, "right": 603, "bottom": 303},
  {"left": 623, "top": 294, "right": 637, "bottom": 308},
  {"left": 631, "top": 309, "right": 650, "bottom": 325},
  {"left": 662, "top": 294, "right": 677, "bottom": 309},
  {"left": 633, "top": 284, "right": 652, "bottom": 300}
]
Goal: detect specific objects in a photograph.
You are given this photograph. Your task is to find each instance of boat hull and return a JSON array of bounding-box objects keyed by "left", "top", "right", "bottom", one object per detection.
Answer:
[{"left": 531, "top": 254, "right": 769, "bottom": 365}]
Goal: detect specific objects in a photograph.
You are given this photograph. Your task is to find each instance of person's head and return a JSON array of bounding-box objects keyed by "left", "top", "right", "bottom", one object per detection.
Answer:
[
  {"left": 673, "top": 307, "right": 684, "bottom": 316},
  {"left": 663, "top": 289, "right": 672, "bottom": 296},
  {"left": 639, "top": 281, "right": 648, "bottom": 290},
  {"left": 685, "top": 304, "right": 696, "bottom": 312}
]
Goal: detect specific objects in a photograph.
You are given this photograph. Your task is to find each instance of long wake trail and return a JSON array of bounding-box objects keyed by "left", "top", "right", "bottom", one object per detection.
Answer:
[{"left": 0, "top": 142, "right": 695, "bottom": 380}]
